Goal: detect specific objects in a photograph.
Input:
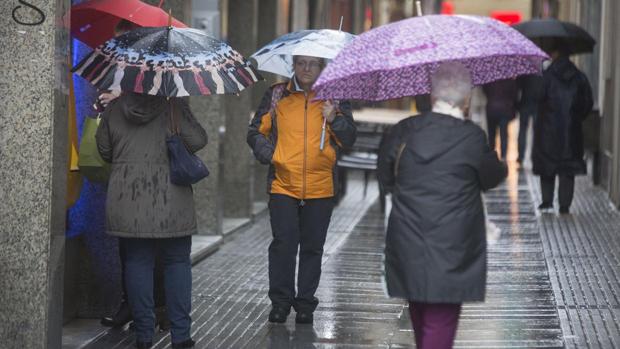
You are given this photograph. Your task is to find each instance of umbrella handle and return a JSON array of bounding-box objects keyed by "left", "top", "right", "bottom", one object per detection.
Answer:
[{"left": 320, "top": 117, "right": 327, "bottom": 151}]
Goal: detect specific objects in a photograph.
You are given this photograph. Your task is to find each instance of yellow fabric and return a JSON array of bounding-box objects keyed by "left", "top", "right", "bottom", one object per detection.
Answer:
[
  {"left": 259, "top": 84, "right": 337, "bottom": 199},
  {"left": 66, "top": 76, "right": 83, "bottom": 209}
]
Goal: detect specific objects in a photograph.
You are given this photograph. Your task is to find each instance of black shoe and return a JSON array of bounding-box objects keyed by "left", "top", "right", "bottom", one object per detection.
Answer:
[
  {"left": 268, "top": 307, "right": 290, "bottom": 323},
  {"left": 172, "top": 339, "right": 195, "bottom": 348},
  {"left": 155, "top": 306, "right": 170, "bottom": 332},
  {"left": 101, "top": 301, "right": 133, "bottom": 328},
  {"left": 538, "top": 202, "right": 553, "bottom": 212},
  {"left": 135, "top": 341, "right": 152, "bottom": 349},
  {"left": 100, "top": 316, "right": 115, "bottom": 327},
  {"left": 295, "top": 311, "right": 313, "bottom": 324},
  {"left": 559, "top": 206, "right": 570, "bottom": 214}
]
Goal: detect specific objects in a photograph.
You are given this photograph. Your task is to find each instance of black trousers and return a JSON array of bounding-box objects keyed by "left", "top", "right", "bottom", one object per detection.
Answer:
[
  {"left": 268, "top": 194, "right": 334, "bottom": 313},
  {"left": 119, "top": 238, "right": 166, "bottom": 307},
  {"left": 486, "top": 114, "right": 510, "bottom": 159},
  {"left": 540, "top": 175, "right": 575, "bottom": 208},
  {"left": 518, "top": 112, "right": 533, "bottom": 161}
]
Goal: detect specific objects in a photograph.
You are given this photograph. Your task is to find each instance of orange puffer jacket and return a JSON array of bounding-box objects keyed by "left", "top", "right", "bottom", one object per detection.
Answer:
[{"left": 247, "top": 81, "right": 357, "bottom": 200}]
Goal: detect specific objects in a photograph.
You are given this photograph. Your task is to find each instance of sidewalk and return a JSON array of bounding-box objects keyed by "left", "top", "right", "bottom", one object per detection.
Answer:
[
  {"left": 73, "top": 166, "right": 620, "bottom": 348},
  {"left": 79, "top": 171, "right": 383, "bottom": 348},
  {"left": 530, "top": 174, "right": 620, "bottom": 348}
]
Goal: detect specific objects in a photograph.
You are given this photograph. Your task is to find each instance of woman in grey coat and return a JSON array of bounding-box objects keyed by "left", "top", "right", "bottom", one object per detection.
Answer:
[
  {"left": 96, "top": 93, "right": 207, "bottom": 349},
  {"left": 378, "top": 63, "right": 507, "bottom": 349}
]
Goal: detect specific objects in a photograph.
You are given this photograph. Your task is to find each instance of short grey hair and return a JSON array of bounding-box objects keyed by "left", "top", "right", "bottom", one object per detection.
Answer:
[{"left": 430, "top": 62, "right": 473, "bottom": 108}]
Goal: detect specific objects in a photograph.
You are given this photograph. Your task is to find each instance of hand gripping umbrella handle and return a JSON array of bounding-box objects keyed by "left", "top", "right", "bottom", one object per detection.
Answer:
[{"left": 320, "top": 100, "right": 340, "bottom": 151}]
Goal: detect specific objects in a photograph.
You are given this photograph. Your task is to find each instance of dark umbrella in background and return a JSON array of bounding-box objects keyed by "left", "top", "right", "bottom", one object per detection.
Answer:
[
  {"left": 72, "top": 25, "right": 263, "bottom": 97},
  {"left": 512, "top": 18, "right": 596, "bottom": 54}
]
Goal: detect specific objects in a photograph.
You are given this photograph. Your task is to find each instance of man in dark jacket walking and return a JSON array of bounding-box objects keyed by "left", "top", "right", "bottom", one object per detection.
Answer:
[
  {"left": 378, "top": 62, "right": 507, "bottom": 349},
  {"left": 247, "top": 55, "right": 357, "bottom": 325},
  {"left": 533, "top": 47, "right": 593, "bottom": 214}
]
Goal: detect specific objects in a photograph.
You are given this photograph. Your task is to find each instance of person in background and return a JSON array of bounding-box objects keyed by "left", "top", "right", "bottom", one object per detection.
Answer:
[
  {"left": 533, "top": 43, "right": 593, "bottom": 214},
  {"left": 97, "top": 20, "right": 136, "bottom": 109},
  {"left": 483, "top": 78, "right": 518, "bottom": 159},
  {"left": 247, "top": 55, "right": 356, "bottom": 325},
  {"left": 378, "top": 62, "right": 507, "bottom": 349},
  {"left": 96, "top": 93, "right": 206, "bottom": 349},
  {"left": 516, "top": 74, "right": 544, "bottom": 165},
  {"left": 97, "top": 19, "right": 169, "bottom": 332}
]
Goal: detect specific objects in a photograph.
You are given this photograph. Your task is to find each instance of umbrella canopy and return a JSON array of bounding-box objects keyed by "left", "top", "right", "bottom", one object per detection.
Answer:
[
  {"left": 251, "top": 29, "right": 356, "bottom": 77},
  {"left": 72, "top": 26, "right": 263, "bottom": 97},
  {"left": 314, "top": 15, "right": 548, "bottom": 101},
  {"left": 68, "top": 0, "right": 187, "bottom": 48},
  {"left": 512, "top": 18, "right": 596, "bottom": 54}
]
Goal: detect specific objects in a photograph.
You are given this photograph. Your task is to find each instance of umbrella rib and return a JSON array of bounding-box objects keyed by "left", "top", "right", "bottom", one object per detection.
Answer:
[{"left": 130, "top": 4, "right": 147, "bottom": 18}]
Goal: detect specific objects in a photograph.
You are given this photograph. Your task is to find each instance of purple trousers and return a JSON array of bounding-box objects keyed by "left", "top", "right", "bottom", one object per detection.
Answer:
[{"left": 408, "top": 301, "right": 462, "bottom": 349}]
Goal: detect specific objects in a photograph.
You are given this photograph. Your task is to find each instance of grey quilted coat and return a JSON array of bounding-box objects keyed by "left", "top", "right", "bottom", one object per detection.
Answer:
[{"left": 96, "top": 93, "right": 208, "bottom": 238}]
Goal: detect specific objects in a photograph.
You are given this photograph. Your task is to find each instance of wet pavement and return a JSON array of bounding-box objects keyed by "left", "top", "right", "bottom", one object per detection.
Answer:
[
  {"left": 531, "top": 175, "right": 620, "bottom": 349},
  {"left": 80, "top": 167, "right": 620, "bottom": 348}
]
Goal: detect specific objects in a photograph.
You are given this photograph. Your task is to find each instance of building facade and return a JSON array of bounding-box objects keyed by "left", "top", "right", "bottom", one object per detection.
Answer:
[
  {"left": 0, "top": 1, "right": 371, "bottom": 347},
  {"left": 548, "top": 0, "right": 620, "bottom": 206}
]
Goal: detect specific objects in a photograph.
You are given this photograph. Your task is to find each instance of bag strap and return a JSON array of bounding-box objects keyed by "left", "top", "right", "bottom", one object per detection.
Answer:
[
  {"left": 168, "top": 100, "right": 196, "bottom": 152},
  {"left": 168, "top": 100, "right": 180, "bottom": 135},
  {"left": 265, "top": 84, "right": 286, "bottom": 144}
]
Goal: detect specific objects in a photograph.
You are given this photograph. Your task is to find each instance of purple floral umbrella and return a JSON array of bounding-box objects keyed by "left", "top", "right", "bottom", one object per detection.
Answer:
[{"left": 314, "top": 15, "right": 548, "bottom": 101}]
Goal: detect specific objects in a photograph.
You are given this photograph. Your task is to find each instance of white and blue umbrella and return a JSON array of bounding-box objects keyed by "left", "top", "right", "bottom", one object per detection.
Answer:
[{"left": 251, "top": 29, "right": 356, "bottom": 77}]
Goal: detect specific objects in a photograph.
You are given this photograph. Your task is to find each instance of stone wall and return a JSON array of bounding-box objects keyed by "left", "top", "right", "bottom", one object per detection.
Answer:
[{"left": 0, "top": 0, "right": 70, "bottom": 347}]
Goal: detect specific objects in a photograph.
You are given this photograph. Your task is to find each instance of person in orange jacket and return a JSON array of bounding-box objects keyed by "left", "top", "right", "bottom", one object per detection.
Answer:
[{"left": 247, "top": 55, "right": 357, "bottom": 324}]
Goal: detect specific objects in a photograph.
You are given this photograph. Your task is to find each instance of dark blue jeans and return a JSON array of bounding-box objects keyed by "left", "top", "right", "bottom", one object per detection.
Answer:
[{"left": 124, "top": 236, "right": 192, "bottom": 344}]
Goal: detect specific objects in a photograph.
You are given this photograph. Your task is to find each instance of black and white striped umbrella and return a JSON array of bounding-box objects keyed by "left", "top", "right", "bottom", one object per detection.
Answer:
[{"left": 72, "top": 26, "right": 263, "bottom": 97}]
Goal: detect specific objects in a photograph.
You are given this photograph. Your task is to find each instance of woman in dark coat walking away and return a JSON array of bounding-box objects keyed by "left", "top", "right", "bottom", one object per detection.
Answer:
[
  {"left": 483, "top": 78, "right": 518, "bottom": 159},
  {"left": 378, "top": 62, "right": 507, "bottom": 349},
  {"left": 96, "top": 93, "right": 207, "bottom": 349},
  {"left": 533, "top": 48, "right": 593, "bottom": 214}
]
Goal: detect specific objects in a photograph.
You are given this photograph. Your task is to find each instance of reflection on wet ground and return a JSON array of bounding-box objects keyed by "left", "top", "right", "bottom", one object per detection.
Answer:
[{"left": 83, "top": 168, "right": 620, "bottom": 348}]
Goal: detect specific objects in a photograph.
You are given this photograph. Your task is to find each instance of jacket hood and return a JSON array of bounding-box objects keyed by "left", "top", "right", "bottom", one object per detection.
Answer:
[
  {"left": 549, "top": 56, "right": 578, "bottom": 82},
  {"left": 121, "top": 93, "right": 169, "bottom": 125},
  {"left": 408, "top": 113, "right": 474, "bottom": 164}
]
